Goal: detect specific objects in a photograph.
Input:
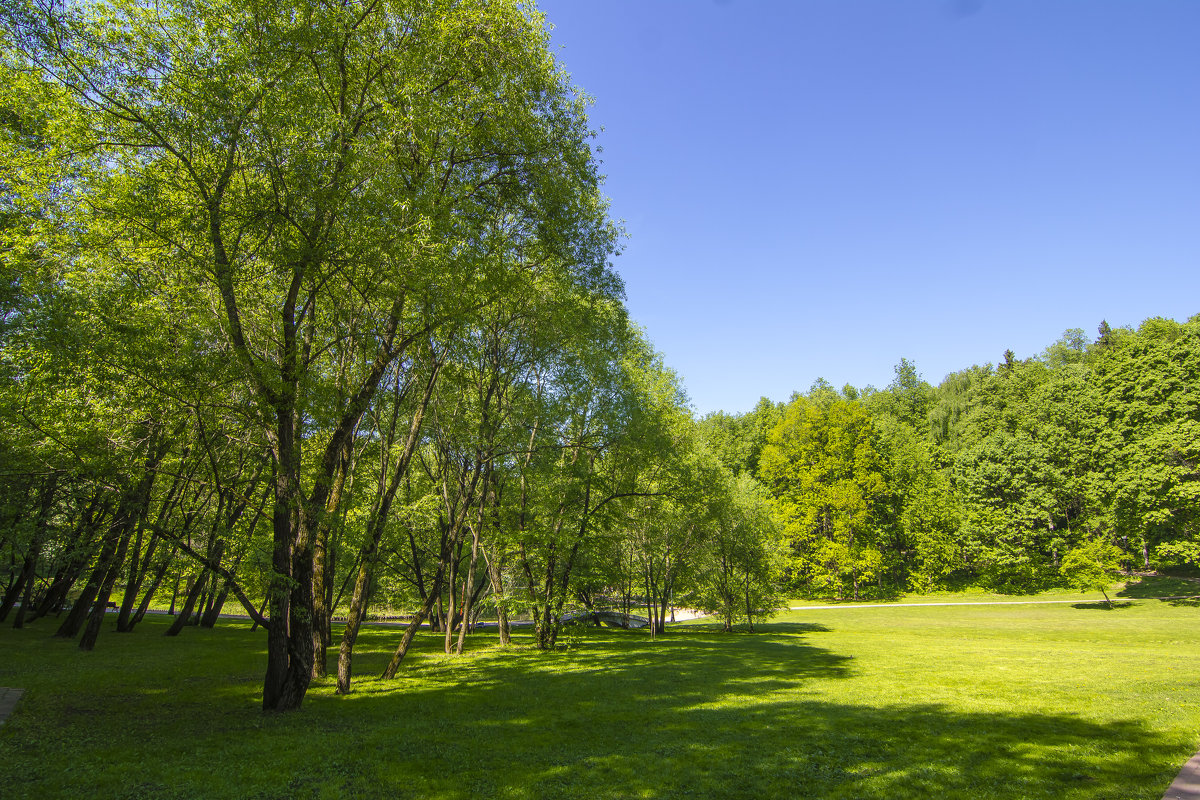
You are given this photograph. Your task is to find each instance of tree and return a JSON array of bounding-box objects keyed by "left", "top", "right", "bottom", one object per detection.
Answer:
[
  {"left": 7, "top": 0, "right": 618, "bottom": 710},
  {"left": 695, "top": 471, "right": 783, "bottom": 631},
  {"left": 1060, "top": 538, "right": 1124, "bottom": 607},
  {"left": 760, "top": 394, "right": 890, "bottom": 600}
]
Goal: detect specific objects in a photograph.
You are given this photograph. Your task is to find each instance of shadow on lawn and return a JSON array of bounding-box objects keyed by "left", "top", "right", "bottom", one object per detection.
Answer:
[
  {"left": 286, "top": 624, "right": 1188, "bottom": 800},
  {"left": 1118, "top": 575, "right": 1200, "bottom": 600},
  {"left": 0, "top": 618, "right": 1190, "bottom": 800},
  {"left": 1072, "top": 601, "right": 1135, "bottom": 610}
]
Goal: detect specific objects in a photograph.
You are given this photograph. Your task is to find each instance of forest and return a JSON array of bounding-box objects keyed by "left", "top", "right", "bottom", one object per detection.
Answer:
[
  {"left": 2, "top": 0, "right": 1198, "bottom": 715},
  {"left": 706, "top": 318, "right": 1200, "bottom": 602}
]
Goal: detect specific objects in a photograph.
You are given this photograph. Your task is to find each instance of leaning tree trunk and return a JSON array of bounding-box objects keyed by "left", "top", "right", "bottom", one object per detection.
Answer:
[
  {"left": 78, "top": 520, "right": 137, "bottom": 652},
  {"left": 130, "top": 546, "right": 176, "bottom": 627},
  {"left": 335, "top": 363, "right": 438, "bottom": 693},
  {"left": 484, "top": 545, "right": 510, "bottom": 646},
  {"left": 165, "top": 569, "right": 208, "bottom": 637},
  {"left": 1, "top": 473, "right": 57, "bottom": 624},
  {"left": 380, "top": 572, "right": 443, "bottom": 680}
]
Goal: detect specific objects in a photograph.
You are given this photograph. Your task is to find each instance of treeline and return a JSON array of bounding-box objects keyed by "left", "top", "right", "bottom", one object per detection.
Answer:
[
  {"left": 702, "top": 318, "right": 1200, "bottom": 600},
  {"left": 0, "top": 0, "right": 781, "bottom": 710}
]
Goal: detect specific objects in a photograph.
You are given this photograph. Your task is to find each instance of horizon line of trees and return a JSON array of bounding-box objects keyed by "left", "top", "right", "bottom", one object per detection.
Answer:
[{"left": 702, "top": 315, "right": 1200, "bottom": 602}]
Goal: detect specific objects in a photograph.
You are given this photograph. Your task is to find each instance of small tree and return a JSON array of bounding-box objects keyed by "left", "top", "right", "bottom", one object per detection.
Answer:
[{"left": 1060, "top": 538, "right": 1125, "bottom": 607}]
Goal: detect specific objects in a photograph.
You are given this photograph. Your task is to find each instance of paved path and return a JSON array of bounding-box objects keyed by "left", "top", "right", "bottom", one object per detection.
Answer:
[
  {"left": 0, "top": 688, "right": 23, "bottom": 725},
  {"left": 1164, "top": 751, "right": 1200, "bottom": 799}
]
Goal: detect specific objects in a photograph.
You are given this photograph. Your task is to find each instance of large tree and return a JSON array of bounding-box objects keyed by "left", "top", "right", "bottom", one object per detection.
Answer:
[{"left": 6, "top": 0, "right": 617, "bottom": 709}]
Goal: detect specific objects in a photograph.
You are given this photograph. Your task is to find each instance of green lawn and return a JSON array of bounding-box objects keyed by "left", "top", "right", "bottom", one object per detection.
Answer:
[
  {"left": 783, "top": 573, "right": 1200, "bottom": 607},
  {"left": 1, "top": 591, "right": 1198, "bottom": 799}
]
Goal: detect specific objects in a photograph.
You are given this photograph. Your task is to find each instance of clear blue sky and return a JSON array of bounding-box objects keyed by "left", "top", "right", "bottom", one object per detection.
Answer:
[{"left": 537, "top": 0, "right": 1200, "bottom": 416}]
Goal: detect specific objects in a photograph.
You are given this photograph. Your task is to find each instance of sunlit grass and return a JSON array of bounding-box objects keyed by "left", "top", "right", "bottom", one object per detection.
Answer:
[
  {"left": 1, "top": 589, "right": 1198, "bottom": 799},
  {"left": 783, "top": 572, "right": 1200, "bottom": 607}
]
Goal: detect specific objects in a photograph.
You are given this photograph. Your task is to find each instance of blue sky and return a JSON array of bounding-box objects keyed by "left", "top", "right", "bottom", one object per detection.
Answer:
[{"left": 537, "top": 0, "right": 1200, "bottom": 416}]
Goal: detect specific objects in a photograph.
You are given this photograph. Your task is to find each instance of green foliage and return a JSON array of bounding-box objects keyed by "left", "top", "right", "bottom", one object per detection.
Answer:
[
  {"left": 760, "top": 394, "right": 892, "bottom": 600},
  {"left": 1060, "top": 538, "right": 1125, "bottom": 603}
]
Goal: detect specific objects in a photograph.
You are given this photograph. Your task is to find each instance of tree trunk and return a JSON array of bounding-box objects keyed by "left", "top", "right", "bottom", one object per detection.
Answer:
[
  {"left": 455, "top": 520, "right": 484, "bottom": 655},
  {"left": 0, "top": 473, "right": 57, "bottom": 623},
  {"left": 54, "top": 569, "right": 100, "bottom": 639},
  {"left": 167, "top": 574, "right": 182, "bottom": 615},
  {"left": 165, "top": 568, "right": 209, "bottom": 637},
  {"left": 79, "top": 425, "right": 169, "bottom": 650},
  {"left": 485, "top": 545, "right": 510, "bottom": 646},
  {"left": 78, "top": 519, "right": 136, "bottom": 651},
  {"left": 334, "top": 364, "right": 438, "bottom": 692},
  {"left": 311, "top": 438, "right": 353, "bottom": 679},
  {"left": 380, "top": 580, "right": 441, "bottom": 680},
  {"left": 250, "top": 594, "right": 268, "bottom": 632},
  {"left": 200, "top": 583, "right": 230, "bottom": 628},
  {"left": 131, "top": 547, "right": 175, "bottom": 627},
  {"left": 116, "top": 530, "right": 156, "bottom": 632},
  {"left": 29, "top": 496, "right": 102, "bottom": 623},
  {"left": 443, "top": 534, "right": 459, "bottom": 655}
]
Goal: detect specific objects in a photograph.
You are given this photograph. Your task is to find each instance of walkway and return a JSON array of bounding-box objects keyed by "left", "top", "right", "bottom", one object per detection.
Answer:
[
  {"left": 0, "top": 687, "right": 23, "bottom": 725},
  {"left": 1163, "top": 751, "right": 1200, "bottom": 800}
]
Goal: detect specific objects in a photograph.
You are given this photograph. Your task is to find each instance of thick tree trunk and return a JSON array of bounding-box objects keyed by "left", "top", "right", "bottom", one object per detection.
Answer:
[
  {"left": 54, "top": 570, "right": 100, "bottom": 639},
  {"left": 263, "top": 408, "right": 307, "bottom": 711}
]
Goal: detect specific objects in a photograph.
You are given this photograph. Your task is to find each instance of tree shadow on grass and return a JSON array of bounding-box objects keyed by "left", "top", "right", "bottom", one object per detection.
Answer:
[
  {"left": 676, "top": 621, "right": 832, "bottom": 635},
  {"left": 1072, "top": 601, "right": 1135, "bottom": 610},
  {"left": 293, "top": 625, "right": 1187, "bottom": 800},
  {"left": 0, "top": 617, "right": 1192, "bottom": 800},
  {"left": 1117, "top": 575, "right": 1200, "bottom": 599}
]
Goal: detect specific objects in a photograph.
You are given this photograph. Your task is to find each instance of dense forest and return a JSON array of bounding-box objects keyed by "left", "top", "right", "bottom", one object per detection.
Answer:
[
  {"left": 2, "top": 0, "right": 1198, "bottom": 714},
  {"left": 705, "top": 318, "right": 1200, "bottom": 602}
]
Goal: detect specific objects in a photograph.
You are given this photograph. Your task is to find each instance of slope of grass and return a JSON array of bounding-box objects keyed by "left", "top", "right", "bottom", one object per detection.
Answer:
[{"left": 1, "top": 598, "right": 1197, "bottom": 799}]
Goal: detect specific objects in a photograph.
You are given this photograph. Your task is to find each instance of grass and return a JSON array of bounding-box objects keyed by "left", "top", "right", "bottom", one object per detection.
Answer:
[
  {"left": 1, "top": 587, "right": 1198, "bottom": 799},
  {"left": 783, "top": 573, "right": 1200, "bottom": 607}
]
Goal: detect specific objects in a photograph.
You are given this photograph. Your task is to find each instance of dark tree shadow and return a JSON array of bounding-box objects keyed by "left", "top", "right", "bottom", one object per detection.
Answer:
[
  {"left": 1072, "top": 601, "right": 1134, "bottom": 610},
  {"left": 1, "top": 616, "right": 1192, "bottom": 800},
  {"left": 1118, "top": 575, "right": 1200, "bottom": 600}
]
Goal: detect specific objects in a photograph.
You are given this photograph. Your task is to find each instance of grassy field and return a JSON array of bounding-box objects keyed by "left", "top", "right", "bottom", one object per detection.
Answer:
[{"left": 1, "top": 580, "right": 1198, "bottom": 799}]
